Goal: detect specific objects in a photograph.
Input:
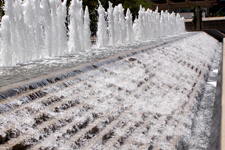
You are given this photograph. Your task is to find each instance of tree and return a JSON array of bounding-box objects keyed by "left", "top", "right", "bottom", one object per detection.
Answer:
[{"left": 0, "top": 0, "right": 4, "bottom": 20}]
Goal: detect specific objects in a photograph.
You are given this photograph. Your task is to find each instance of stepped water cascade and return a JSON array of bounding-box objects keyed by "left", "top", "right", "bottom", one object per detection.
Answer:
[
  {"left": 0, "top": 0, "right": 185, "bottom": 67},
  {"left": 0, "top": 32, "right": 221, "bottom": 150}
]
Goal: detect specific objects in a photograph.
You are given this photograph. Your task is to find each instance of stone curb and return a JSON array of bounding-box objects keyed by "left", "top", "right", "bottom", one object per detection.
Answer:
[{"left": 222, "top": 38, "right": 225, "bottom": 150}]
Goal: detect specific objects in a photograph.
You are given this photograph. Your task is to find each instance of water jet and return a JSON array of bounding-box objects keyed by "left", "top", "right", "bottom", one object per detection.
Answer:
[{"left": 0, "top": 0, "right": 220, "bottom": 150}]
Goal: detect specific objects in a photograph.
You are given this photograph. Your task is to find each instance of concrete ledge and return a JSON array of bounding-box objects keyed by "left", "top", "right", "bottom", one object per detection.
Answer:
[
  {"left": 204, "top": 30, "right": 225, "bottom": 42},
  {"left": 185, "top": 17, "right": 225, "bottom": 23},
  {"left": 185, "top": 17, "right": 225, "bottom": 31},
  {"left": 209, "top": 38, "right": 224, "bottom": 150},
  {"left": 210, "top": 38, "right": 225, "bottom": 150},
  {"left": 222, "top": 38, "right": 225, "bottom": 150}
]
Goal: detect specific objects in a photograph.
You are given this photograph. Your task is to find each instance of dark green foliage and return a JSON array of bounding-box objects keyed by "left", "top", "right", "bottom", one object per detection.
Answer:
[
  {"left": 0, "top": 0, "right": 4, "bottom": 20},
  {"left": 215, "top": 10, "right": 224, "bottom": 17}
]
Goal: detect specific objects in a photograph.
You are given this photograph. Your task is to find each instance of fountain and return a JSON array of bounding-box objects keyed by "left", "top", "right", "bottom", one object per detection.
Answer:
[
  {"left": 0, "top": 0, "right": 91, "bottom": 66},
  {"left": 96, "top": 3, "right": 185, "bottom": 47},
  {"left": 0, "top": 0, "right": 185, "bottom": 67},
  {"left": 0, "top": 31, "right": 221, "bottom": 150},
  {"left": 0, "top": 1, "right": 222, "bottom": 150}
]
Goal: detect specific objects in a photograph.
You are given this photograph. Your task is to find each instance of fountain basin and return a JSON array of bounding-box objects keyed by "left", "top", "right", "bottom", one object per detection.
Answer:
[{"left": 0, "top": 32, "right": 221, "bottom": 150}]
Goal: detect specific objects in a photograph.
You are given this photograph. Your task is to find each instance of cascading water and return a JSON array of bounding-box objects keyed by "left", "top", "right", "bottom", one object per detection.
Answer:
[
  {"left": 0, "top": 32, "right": 220, "bottom": 150},
  {"left": 0, "top": 0, "right": 185, "bottom": 67}
]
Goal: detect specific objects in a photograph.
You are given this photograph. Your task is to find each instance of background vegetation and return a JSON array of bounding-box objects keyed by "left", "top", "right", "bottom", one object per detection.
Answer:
[{"left": 0, "top": 0, "right": 4, "bottom": 18}]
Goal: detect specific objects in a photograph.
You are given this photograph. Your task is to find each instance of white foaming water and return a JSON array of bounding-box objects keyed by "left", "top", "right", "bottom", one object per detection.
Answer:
[
  {"left": 84, "top": 6, "right": 92, "bottom": 51},
  {"left": 96, "top": 4, "right": 185, "bottom": 48},
  {"left": 114, "top": 4, "right": 126, "bottom": 45},
  {"left": 125, "top": 8, "right": 135, "bottom": 43},
  {"left": 0, "top": 0, "right": 185, "bottom": 67},
  {"left": 107, "top": 2, "right": 115, "bottom": 46},
  {"left": 68, "top": 0, "right": 83, "bottom": 53},
  {"left": 0, "top": 0, "right": 91, "bottom": 67},
  {"left": 96, "top": 1, "right": 108, "bottom": 48}
]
